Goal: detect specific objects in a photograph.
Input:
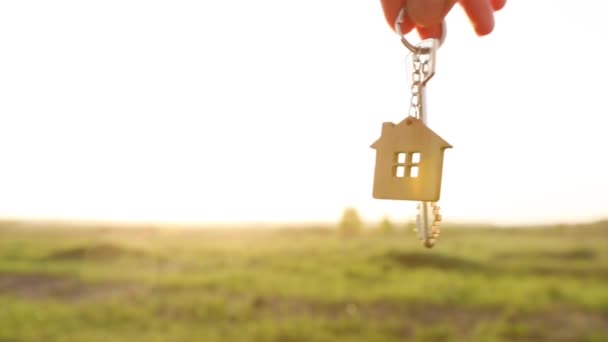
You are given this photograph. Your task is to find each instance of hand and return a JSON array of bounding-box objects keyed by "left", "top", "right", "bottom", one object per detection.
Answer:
[{"left": 380, "top": 0, "right": 506, "bottom": 39}]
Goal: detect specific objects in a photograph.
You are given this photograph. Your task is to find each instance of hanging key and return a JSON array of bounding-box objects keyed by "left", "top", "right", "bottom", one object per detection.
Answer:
[
  {"left": 415, "top": 39, "right": 443, "bottom": 248},
  {"left": 370, "top": 7, "right": 452, "bottom": 248}
]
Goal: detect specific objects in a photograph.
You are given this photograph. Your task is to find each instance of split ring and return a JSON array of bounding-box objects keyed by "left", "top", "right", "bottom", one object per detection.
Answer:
[{"left": 395, "top": 7, "right": 447, "bottom": 53}]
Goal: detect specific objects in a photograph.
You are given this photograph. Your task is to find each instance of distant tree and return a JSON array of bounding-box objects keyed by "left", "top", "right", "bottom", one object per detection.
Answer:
[
  {"left": 378, "top": 215, "right": 395, "bottom": 234},
  {"left": 338, "top": 207, "right": 363, "bottom": 236}
]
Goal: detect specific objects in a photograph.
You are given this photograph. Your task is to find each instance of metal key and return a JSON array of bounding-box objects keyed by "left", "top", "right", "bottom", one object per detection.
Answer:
[
  {"left": 414, "top": 40, "right": 441, "bottom": 248},
  {"left": 394, "top": 8, "right": 449, "bottom": 249}
]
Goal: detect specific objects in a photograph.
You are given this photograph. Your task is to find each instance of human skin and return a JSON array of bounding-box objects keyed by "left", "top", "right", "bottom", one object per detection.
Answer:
[{"left": 380, "top": 0, "right": 506, "bottom": 39}]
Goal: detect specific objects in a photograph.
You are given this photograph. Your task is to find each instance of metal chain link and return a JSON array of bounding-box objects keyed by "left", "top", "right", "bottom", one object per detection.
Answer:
[
  {"left": 408, "top": 52, "right": 431, "bottom": 120},
  {"left": 408, "top": 53, "right": 422, "bottom": 119}
]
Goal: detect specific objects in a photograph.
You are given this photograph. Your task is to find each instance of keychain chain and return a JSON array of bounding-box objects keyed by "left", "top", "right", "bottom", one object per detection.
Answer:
[
  {"left": 408, "top": 53, "right": 423, "bottom": 119},
  {"left": 408, "top": 50, "right": 434, "bottom": 120},
  {"left": 408, "top": 53, "right": 432, "bottom": 120}
]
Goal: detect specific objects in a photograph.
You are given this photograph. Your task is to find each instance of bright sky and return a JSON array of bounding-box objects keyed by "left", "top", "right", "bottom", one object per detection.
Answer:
[{"left": 0, "top": 0, "right": 607, "bottom": 226}]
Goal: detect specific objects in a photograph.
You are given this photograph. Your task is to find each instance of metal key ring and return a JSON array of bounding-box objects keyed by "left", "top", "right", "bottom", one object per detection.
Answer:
[{"left": 395, "top": 7, "right": 447, "bottom": 53}]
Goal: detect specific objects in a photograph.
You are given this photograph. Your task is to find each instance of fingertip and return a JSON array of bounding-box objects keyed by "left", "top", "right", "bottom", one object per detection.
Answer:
[
  {"left": 398, "top": 18, "right": 417, "bottom": 35},
  {"left": 491, "top": 0, "right": 506, "bottom": 11},
  {"left": 475, "top": 19, "right": 494, "bottom": 36},
  {"left": 416, "top": 23, "right": 445, "bottom": 41},
  {"left": 459, "top": 0, "right": 495, "bottom": 37},
  {"left": 380, "top": 0, "right": 415, "bottom": 34}
]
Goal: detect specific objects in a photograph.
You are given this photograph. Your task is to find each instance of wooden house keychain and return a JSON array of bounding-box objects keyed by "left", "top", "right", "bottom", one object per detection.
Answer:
[{"left": 371, "top": 8, "right": 452, "bottom": 248}]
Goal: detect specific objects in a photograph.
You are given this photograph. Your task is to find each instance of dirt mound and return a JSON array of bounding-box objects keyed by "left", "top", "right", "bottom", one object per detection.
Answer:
[
  {"left": 47, "top": 243, "right": 150, "bottom": 261},
  {"left": 494, "top": 248, "right": 597, "bottom": 261},
  {"left": 379, "top": 250, "right": 481, "bottom": 271},
  {"left": 0, "top": 272, "right": 141, "bottom": 301}
]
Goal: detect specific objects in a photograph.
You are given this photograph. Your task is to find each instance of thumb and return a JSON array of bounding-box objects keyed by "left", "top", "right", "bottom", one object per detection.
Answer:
[{"left": 406, "top": 0, "right": 457, "bottom": 28}]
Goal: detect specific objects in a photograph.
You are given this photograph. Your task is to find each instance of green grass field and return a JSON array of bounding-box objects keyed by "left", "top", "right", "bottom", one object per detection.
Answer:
[{"left": 1, "top": 220, "right": 607, "bottom": 341}]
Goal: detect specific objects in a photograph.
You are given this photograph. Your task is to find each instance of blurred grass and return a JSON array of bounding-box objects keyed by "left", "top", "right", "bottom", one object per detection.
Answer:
[{"left": 0, "top": 220, "right": 607, "bottom": 341}]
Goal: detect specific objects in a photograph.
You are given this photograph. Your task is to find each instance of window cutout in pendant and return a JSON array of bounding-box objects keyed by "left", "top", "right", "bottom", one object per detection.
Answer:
[
  {"left": 409, "top": 166, "right": 419, "bottom": 178},
  {"left": 411, "top": 152, "right": 421, "bottom": 163},
  {"left": 395, "top": 166, "right": 405, "bottom": 178},
  {"left": 396, "top": 152, "right": 406, "bottom": 164}
]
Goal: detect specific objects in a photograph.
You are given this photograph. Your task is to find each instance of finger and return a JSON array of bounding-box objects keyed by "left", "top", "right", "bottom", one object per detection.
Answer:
[
  {"left": 380, "top": 0, "right": 416, "bottom": 34},
  {"left": 407, "top": 0, "right": 457, "bottom": 28},
  {"left": 459, "top": 0, "right": 495, "bottom": 36},
  {"left": 490, "top": 0, "right": 506, "bottom": 11},
  {"left": 416, "top": 23, "right": 445, "bottom": 41}
]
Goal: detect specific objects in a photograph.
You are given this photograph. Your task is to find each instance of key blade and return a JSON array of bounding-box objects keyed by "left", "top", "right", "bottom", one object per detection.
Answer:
[
  {"left": 416, "top": 201, "right": 441, "bottom": 248},
  {"left": 416, "top": 201, "right": 433, "bottom": 246}
]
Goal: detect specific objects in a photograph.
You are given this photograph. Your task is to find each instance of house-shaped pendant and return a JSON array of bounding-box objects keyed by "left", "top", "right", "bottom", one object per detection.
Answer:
[{"left": 371, "top": 116, "right": 452, "bottom": 202}]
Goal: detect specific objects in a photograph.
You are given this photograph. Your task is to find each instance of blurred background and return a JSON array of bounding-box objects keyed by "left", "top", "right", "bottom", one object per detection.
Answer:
[{"left": 0, "top": 0, "right": 607, "bottom": 341}]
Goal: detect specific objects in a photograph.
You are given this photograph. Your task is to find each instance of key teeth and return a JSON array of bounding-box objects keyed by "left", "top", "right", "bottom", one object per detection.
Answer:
[
  {"left": 414, "top": 202, "right": 443, "bottom": 248},
  {"left": 431, "top": 203, "right": 442, "bottom": 244}
]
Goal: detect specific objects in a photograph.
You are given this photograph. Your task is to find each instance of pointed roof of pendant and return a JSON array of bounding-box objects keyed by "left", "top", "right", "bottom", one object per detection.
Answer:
[{"left": 370, "top": 116, "right": 452, "bottom": 149}]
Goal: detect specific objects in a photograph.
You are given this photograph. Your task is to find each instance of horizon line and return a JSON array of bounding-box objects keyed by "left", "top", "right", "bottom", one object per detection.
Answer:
[{"left": 0, "top": 216, "right": 606, "bottom": 230}]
